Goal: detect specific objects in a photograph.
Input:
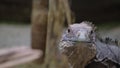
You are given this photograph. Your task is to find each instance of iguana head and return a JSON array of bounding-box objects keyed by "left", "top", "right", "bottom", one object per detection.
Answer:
[{"left": 61, "top": 21, "right": 96, "bottom": 42}]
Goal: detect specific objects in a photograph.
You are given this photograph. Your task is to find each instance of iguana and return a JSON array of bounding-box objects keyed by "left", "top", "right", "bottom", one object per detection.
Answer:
[{"left": 59, "top": 21, "right": 120, "bottom": 68}]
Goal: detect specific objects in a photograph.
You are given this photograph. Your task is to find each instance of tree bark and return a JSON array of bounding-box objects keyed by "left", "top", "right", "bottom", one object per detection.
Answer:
[
  {"left": 45, "top": 0, "right": 71, "bottom": 68},
  {"left": 31, "top": 0, "right": 48, "bottom": 63}
]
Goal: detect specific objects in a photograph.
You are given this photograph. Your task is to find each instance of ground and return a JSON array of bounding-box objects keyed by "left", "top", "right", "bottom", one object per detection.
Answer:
[{"left": 0, "top": 24, "right": 30, "bottom": 48}]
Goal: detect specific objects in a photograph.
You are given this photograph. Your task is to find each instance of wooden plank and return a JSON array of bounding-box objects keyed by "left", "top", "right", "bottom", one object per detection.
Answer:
[{"left": 0, "top": 46, "right": 42, "bottom": 68}]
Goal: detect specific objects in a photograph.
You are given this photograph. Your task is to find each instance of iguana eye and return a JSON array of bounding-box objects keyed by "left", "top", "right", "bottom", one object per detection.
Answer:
[
  {"left": 68, "top": 29, "right": 71, "bottom": 33},
  {"left": 90, "top": 31, "right": 93, "bottom": 34}
]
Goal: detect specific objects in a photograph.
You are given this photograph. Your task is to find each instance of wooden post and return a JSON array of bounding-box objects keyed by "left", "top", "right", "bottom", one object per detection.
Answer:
[
  {"left": 31, "top": 0, "right": 48, "bottom": 63},
  {"left": 44, "top": 0, "right": 72, "bottom": 68}
]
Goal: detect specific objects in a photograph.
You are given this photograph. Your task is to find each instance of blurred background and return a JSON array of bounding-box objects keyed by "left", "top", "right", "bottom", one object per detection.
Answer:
[
  {"left": 0, "top": 0, "right": 120, "bottom": 47},
  {"left": 0, "top": 0, "right": 31, "bottom": 48},
  {"left": 0, "top": 0, "right": 31, "bottom": 23},
  {"left": 0, "top": 0, "right": 120, "bottom": 23},
  {"left": 0, "top": 0, "right": 120, "bottom": 68}
]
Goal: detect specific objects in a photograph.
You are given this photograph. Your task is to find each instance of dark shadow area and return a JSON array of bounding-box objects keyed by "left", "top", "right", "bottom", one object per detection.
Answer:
[
  {"left": 0, "top": 0, "right": 32, "bottom": 23},
  {"left": 0, "top": 0, "right": 120, "bottom": 24},
  {"left": 70, "top": 0, "right": 120, "bottom": 23}
]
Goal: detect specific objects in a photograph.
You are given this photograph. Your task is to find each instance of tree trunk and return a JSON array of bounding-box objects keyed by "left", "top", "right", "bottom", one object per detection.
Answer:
[
  {"left": 31, "top": 0, "right": 48, "bottom": 63},
  {"left": 45, "top": 0, "right": 72, "bottom": 68}
]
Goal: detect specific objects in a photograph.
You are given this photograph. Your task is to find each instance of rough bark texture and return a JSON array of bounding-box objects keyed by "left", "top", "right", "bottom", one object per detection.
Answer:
[
  {"left": 31, "top": 0, "right": 48, "bottom": 63},
  {"left": 45, "top": 0, "right": 72, "bottom": 68}
]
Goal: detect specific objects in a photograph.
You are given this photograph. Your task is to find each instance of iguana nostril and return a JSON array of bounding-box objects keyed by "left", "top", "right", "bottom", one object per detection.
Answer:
[{"left": 77, "top": 32, "right": 81, "bottom": 37}]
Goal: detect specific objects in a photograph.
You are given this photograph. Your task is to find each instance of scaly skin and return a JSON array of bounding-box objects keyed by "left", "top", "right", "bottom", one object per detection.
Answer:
[{"left": 59, "top": 21, "right": 120, "bottom": 68}]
